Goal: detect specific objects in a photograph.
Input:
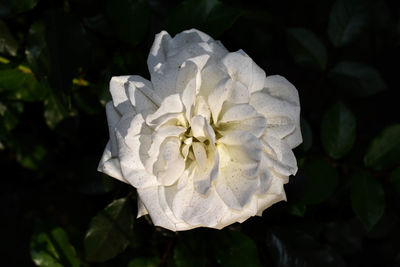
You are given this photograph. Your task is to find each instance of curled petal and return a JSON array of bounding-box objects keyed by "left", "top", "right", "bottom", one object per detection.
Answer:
[{"left": 221, "top": 50, "right": 266, "bottom": 94}]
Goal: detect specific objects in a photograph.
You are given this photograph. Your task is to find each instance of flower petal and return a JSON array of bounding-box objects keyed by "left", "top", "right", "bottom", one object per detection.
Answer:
[
  {"left": 98, "top": 142, "right": 127, "bottom": 183},
  {"left": 169, "top": 168, "right": 227, "bottom": 227},
  {"left": 109, "top": 76, "right": 134, "bottom": 115},
  {"left": 146, "top": 94, "right": 184, "bottom": 127},
  {"left": 262, "top": 135, "right": 298, "bottom": 176},
  {"left": 105, "top": 101, "right": 121, "bottom": 157},
  {"left": 215, "top": 161, "right": 260, "bottom": 210},
  {"left": 221, "top": 50, "right": 266, "bottom": 94},
  {"left": 125, "top": 75, "right": 161, "bottom": 114},
  {"left": 263, "top": 75, "right": 302, "bottom": 148},
  {"left": 153, "top": 137, "right": 185, "bottom": 186},
  {"left": 137, "top": 186, "right": 179, "bottom": 231}
]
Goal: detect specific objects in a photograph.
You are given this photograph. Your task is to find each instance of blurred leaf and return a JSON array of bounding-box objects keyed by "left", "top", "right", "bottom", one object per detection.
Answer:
[
  {"left": 390, "top": 167, "right": 400, "bottom": 193},
  {"left": 174, "top": 236, "right": 206, "bottom": 267},
  {"left": 0, "top": 68, "right": 48, "bottom": 101},
  {"left": 300, "top": 159, "right": 338, "bottom": 205},
  {"left": 300, "top": 116, "right": 312, "bottom": 152},
  {"left": 0, "top": 0, "right": 38, "bottom": 18},
  {"left": 44, "top": 93, "right": 76, "bottom": 129},
  {"left": 286, "top": 27, "right": 327, "bottom": 70},
  {"left": 321, "top": 102, "right": 356, "bottom": 159},
  {"left": 84, "top": 197, "right": 134, "bottom": 262},
  {"left": 329, "top": 61, "right": 385, "bottom": 97},
  {"left": 351, "top": 171, "right": 385, "bottom": 231},
  {"left": 287, "top": 203, "right": 307, "bottom": 217},
  {"left": 16, "top": 143, "right": 47, "bottom": 170},
  {"left": 214, "top": 230, "right": 262, "bottom": 267},
  {"left": 267, "top": 227, "right": 345, "bottom": 267},
  {"left": 328, "top": 0, "right": 367, "bottom": 47},
  {"left": 26, "top": 11, "right": 89, "bottom": 105},
  {"left": 105, "top": 0, "right": 149, "bottom": 46},
  {"left": 128, "top": 257, "right": 160, "bottom": 267},
  {"left": 0, "top": 101, "right": 23, "bottom": 135},
  {"left": 0, "top": 20, "right": 18, "bottom": 56},
  {"left": 364, "top": 124, "right": 400, "bottom": 170},
  {"left": 30, "top": 224, "right": 80, "bottom": 267},
  {"left": 165, "top": 0, "right": 241, "bottom": 37}
]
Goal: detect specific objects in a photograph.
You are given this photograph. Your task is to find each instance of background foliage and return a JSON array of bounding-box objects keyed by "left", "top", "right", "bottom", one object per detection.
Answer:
[{"left": 1, "top": 0, "right": 399, "bottom": 266}]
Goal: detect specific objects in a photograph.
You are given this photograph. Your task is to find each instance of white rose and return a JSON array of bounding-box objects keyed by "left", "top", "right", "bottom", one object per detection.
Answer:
[{"left": 98, "top": 29, "right": 302, "bottom": 231}]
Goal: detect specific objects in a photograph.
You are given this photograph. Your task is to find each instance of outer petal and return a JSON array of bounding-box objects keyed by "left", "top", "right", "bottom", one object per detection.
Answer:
[
  {"left": 115, "top": 113, "right": 158, "bottom": 188},
  {"left": 97, "top": 142, "right": 126, "bottom": 183},
  {"left": 105, "top": 101, "right": 121, "bottom": 157},
  {"left": 137, "top": 187, "right": 179, "bottom": 231},
  {"left": 220, "top": 50, "right": 266, "bottom": 94},
  {"left": 263, "top": 75, "right": 302, "bottom": 148},
  {"left": 148, "top": 29, "right": 228, "bottom": 100}
]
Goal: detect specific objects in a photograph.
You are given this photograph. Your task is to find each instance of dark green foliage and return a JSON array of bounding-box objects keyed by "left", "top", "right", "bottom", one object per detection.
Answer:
[
  {"left": 84, "top": 197, "right": 134, "bottom": 262},
  {"left": 321, "top": 102, "right": 356, "bottom": 159},
  {"left": 351, "top": 171, "right": 385, "bottom": 231},
  {"left": 364, "top": 124, "right": 400, "bottom": 170},
  {"left": 1, "top": 0, "right": 399, "bottom": 266}
]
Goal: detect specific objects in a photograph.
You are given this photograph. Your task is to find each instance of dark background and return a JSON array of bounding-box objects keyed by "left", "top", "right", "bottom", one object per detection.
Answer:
[{"left": 1, "top": 0, "right": 400, "bottom": 266}]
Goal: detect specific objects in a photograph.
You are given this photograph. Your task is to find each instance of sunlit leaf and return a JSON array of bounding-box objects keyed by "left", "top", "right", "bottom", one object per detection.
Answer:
[
  {"left": 287, "top": 27, "right": 327, "bottom": 70},
  {"left": 364, "top": 124, "right": 400, "bottom": 170},
  {"left": 329, "top": 61, "right": 386, "bottom": 97},
  {"left": 0, "top": 68, "right": 48, "bottom": 101},
  {"left": 84, "top": 197, "right": 134, "bottom": 262},
  {"left": 30, "top": 224, "right": 80, "bottom": 267},
  {"left": 328, "top": 0, "right": 367, "bottom": 47},
  {"left": 321, "top": 102, "right": 356, "bottom": 159},
  {"left": 351, "top": 171, "right": 385, "bottom": 231}
]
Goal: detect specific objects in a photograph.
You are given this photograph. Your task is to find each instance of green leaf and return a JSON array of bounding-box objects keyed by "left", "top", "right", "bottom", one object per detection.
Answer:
[
  {"left": 329, "top": 61, "right": 386, "bottom": 97},
  {"left": 30, "top": 225, "right": 80, "bottom": 267},
  {"left": 165, "top": 0, "right": 241, "bottom": 37},
  {"left": 0, "top": 0, "right": 38, "bottom": 18},
  {"left": 0, "top": 101, "right": 23, "bottom": 136},
  {"left": 11, "top": 133, "right": 47, "bottom": 170},
  {"left": 267, "top": 227, "right": 345, "bottom": 267},
  {"left": 0, "top": 20, "right": 18, "bottom": 56},
  {"left": 300, "top": 159, "right": 338, "bottom": 205},
  {"left": 128, "top": 257, "right": 160, "bottom": 267},
  {"left": 286, "top": 27, "right": 327, "bottom": 70},
  {"left": 328, "top": 0, "right": 367, "bottom": 47},
  {"left": 364, "top": 124, "right": 400, "bottom": 170},
  {"left": 26, "top": 11, "right": 89, "bottom": 104},
  {"left": 300, "top": 116, "right": 313, "bottom": 152},
  {"left": 214, "top": 231, "right": 262, "bottom": 267},
  {"left": 84, "top": 197, "right": 134, "bottom": 262},
  {"left": 351, "top": 171, "right": 385, "bottom": 231},
  {"left": 174, "top": 238, "right": 205, "bottom": 267},
  {"left": 44, "top": 93, "right": 76, "bottom": 129},
  {"left": 105, "top": 0, "right": 149, "bottom": 46},
  {"left": 321, "top": 102, "right": 356, "bottom": 159},
  {"left": 390, "top": 167, "right": 400, "bottom": 193},
  {"left": 0, "top": 68, "right": 48, "bottom": 101}
]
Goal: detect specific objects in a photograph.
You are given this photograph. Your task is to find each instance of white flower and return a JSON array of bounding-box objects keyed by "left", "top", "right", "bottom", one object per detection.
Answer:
[{"left": 98, "top": 29, "right": 302, "bottom": 231}]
